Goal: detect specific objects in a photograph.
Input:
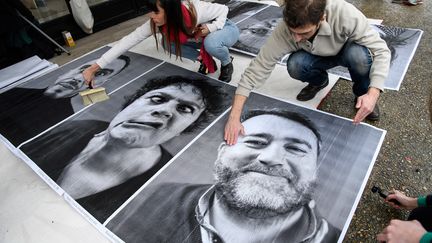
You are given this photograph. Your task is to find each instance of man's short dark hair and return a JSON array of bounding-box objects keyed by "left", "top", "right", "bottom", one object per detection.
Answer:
[
  {"left": 242, "top": 109, "right": 322, "bottom": 153},
  {"left": 123, "top": 75, "right": 226, "bottom": 133},
  {"left": 283, "top": 0, "right": 326, "bottom": 28}
]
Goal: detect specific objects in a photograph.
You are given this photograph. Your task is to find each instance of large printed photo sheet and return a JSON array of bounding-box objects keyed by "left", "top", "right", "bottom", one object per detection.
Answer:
[{"left": 0, "top": 47, "right": 385, "bottom": 242}]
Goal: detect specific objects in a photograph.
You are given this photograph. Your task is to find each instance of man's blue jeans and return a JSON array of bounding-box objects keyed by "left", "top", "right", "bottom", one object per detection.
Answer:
[
  {"left": 287, "top": 42, "right": 373, "bottom": 96},
  {"left": 165, "top": 19, "right": 239, "bottom": 66}
]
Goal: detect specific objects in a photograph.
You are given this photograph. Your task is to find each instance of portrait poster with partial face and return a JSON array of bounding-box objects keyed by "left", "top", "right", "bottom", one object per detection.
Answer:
[
  {"left": 327, "top": 25, "right": 423, "bottom": 90},
  {"left": 231, "top": 5, "right": 283, "bottom": 55},
  {"left": 213, "top": 0, "right": 269, "bottom": 24},
  {"left": 106, "top": 92, "right": 385, "bottom": 243},
  {"left": 0, "top": 46, "right": 163, "bottom": 146},
  {"left": 18, "top": 61, "right": 235, "bottom": 224}
]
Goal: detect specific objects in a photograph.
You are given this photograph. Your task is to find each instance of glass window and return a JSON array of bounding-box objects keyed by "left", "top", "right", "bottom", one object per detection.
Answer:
[{"left": 22, "top": 0, "right": 70, "bottom": 24}]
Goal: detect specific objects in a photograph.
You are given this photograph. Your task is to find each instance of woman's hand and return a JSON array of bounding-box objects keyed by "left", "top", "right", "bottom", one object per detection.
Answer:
[
  {"left": 82, "top": 63, "right": 101, "bottom": 88},
  {"left": 386, "top": 189, "right": 418, "bottom": 210},
  {"left": 377, "top": 220, "right": 426, "bottom": 243},
  {"left": 197, "top": 24, "right": 210, "bottom": 37}
]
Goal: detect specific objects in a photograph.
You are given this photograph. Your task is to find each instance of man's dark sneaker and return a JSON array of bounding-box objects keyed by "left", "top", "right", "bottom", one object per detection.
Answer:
[
  {"left": 218, "top": 57, "right": 234, "bottom": 83},
  {"left": 296, "top": 78, "right": 329, "bottom": 101},
  {"left": 354, "top": 97, "right": 380, "bottom": 121},
  {"left": 198, "top": 58, "right": 217, "bottom": 75}
]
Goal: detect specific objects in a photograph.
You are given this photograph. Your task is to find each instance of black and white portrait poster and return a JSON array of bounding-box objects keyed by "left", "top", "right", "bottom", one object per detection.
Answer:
[
  {"left": 0, "top": 47, "right": 163, "bottom": 146},
  {"left": 320, "top": 25, "right": 422, "bottom": 90},
  {"left": 1, "top": 49, "right": 386, "bottom": 242},
  {"left": 106, "top": 92, "right": 385, "bottom": 243},
  {"left": 214, "top": 0, "right": 269, "bottom": 24},
  {"left": 231, "top": 5, "right": 283, "bottom": 55}
]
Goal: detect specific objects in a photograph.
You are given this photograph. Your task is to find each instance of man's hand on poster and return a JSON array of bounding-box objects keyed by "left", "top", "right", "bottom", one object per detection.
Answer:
[
  {"left": 353, "top": 87, "right": 380, "bottom": 124},
  {"left": 224, "top": 117, "right": 244, "bottom": 146},
  {"left": 82, "top": 63, "right": 101, "bottom": 88},
  {"left": 377, "top": 220, "right": 426, "bottom": 243},
  {"left": 224, "top": 94, "right": 247, "bottom": 145}
]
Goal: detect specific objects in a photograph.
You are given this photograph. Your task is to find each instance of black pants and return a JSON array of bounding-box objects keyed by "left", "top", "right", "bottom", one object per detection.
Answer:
[{"left": 408, "top": 207, "right": 432, "bottom": 231}]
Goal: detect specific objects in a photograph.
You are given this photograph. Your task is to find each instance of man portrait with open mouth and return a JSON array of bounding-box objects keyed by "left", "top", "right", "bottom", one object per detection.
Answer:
[{"left": 22, "top": 75, "right": 226, "bottom": 222}]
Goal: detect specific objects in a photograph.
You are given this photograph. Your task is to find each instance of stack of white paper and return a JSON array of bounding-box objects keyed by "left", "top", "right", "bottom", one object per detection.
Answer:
[{"left": 0, "top": 56, "right": 58, "bottom": 92}]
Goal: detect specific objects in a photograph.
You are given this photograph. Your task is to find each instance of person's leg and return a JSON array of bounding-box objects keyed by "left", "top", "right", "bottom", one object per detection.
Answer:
[
  {"left": 408, "top": 207, "right": 432, "bottom": 231},
  {"left": 203, "top": 19, "right": 239, "bottom": 66},
  {"left": 162, "top": 40, "right": 201, "bottom": 61},
  {"left": 203, "top": 19, "right": 239, "bottom": 82},
  {"left": 337, "top": 42, "right": 372, "bottom": 97},
  {"left": 287, "top": 51, "right": 337, "bottom": 101},
  {"left": 337, "top": 42, "right": 379, "bottom": 120}
]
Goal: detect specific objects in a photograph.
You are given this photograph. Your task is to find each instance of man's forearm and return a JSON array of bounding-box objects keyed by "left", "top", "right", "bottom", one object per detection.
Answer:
[{"left": 229, "top": 94, "right": 248, "bottom": 121}]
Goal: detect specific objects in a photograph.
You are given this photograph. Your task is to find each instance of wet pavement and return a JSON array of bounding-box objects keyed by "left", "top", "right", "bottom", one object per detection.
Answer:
[{"left": 319, "top": 0, "right": 432, "bottom": 241}]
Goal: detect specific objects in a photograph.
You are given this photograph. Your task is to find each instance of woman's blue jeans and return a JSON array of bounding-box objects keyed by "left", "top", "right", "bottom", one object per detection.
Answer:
[
  {"left": 164, "top": 19, "right": 239, "bottom": 66},
  {"left": 287, "top": 42, "right": 373, "bottom": 96}
]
